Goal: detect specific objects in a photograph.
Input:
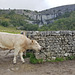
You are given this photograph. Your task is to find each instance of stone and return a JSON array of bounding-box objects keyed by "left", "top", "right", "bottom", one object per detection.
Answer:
[{"left": 26, "top": 31, "right": 75, "bottom": 60}]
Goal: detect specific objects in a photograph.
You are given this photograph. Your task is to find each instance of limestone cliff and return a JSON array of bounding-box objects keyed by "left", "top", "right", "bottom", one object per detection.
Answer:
[{"left": 0, "top": 4, "right": 75, "bottom": 26}]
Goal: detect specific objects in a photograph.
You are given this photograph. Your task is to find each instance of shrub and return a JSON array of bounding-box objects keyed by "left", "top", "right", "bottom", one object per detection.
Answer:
[{"left": 1, "top": 21, "right": 9, "bottom": 27}]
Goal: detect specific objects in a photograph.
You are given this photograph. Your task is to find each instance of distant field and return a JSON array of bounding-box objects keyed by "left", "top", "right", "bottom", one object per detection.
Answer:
[{"left": 0, "top": 26, "right": 22, "bottom": 34}]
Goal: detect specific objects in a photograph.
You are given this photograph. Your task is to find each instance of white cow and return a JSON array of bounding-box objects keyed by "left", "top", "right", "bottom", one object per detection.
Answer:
[{"left": 0, "top": 32, "right": 41, "bottom": 64}]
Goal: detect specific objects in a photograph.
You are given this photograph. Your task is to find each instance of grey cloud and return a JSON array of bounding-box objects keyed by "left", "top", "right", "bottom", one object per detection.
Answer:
[{"left": 0, "top": 0, "right": 49, "bottom": 11}]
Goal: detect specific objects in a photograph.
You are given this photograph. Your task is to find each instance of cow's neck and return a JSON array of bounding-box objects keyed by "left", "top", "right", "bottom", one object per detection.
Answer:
[{"left": 26, "top": 38, "right": 32, "bottom": 50}]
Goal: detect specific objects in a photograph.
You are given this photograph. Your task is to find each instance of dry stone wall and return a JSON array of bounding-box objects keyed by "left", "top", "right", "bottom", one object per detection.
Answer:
[{"left": 26, "top": 31, "right": 75, "bottom": 60}]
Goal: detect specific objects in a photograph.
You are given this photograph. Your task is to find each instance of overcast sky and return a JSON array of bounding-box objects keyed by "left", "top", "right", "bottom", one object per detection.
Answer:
[{"left": 0, "top": 0, "right": 75, "bottom": 11}]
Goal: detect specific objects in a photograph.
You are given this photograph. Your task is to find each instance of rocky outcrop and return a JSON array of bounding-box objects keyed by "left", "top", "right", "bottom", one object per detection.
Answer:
[
  {"left": 31, "top": 4, "right": 75, "bottom": 25},
  {"left": 15, "top": 4, "right": 75, "bottom": 26}
]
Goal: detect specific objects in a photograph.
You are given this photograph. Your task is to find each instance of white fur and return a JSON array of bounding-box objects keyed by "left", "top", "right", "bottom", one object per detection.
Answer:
[{"left": 0, "top": 32, "right": 41, "bottom": 63}]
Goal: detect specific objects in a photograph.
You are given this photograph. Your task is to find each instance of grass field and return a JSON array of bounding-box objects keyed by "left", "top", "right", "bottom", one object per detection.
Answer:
[{"left": 0, "top": 26, "right": 22, "bottom": 34}]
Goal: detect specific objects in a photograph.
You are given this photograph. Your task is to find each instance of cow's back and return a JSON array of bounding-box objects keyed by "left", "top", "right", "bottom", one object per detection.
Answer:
[{"left": 0, "top": 32, "right": 25, "bottom": 50}]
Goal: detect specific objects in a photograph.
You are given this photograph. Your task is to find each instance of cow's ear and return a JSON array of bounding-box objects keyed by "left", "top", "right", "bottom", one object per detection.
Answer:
[
  {"left": 31, "top": 40, "right": 34, "bottom": 44},
  {"left": 32, "top": 40, "right": 34, "bottom": 43}
]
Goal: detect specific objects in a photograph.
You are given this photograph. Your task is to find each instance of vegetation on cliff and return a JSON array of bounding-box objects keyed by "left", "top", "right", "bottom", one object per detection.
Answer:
[
  {"left": 0, "top": 10, "right": 75, "bottom": 31},
  {"left": 0, "top": 10, "right": 39, "bottom": 31},
  {"left": 39, "top": 11, "right": 75, "bottom": 31}
]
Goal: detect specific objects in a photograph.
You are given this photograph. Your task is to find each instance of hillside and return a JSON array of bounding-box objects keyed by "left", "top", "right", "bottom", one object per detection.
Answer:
[
  {"left": 0, "top": 4, "right": 75, "bottom": 31},
  {"left": 0, "top": 10, "right": 39, "bottom": 31},
  {"left": 0, "top": 26, "right": 21, "bottom": 34}
]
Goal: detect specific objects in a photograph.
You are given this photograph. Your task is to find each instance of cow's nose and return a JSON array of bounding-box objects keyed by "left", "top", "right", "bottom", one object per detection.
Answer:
[
  {"left": 42, "top": 47, "right": 46, "bottom": 50},
  {"left": 39, "top": 46, "right": 41, "bottom": 50},
  {"left": 39, "top": 50, "right": 42, "bottom": 52},
  {"left": 41, "top": 47, "right": 44, "bottom": 50}
]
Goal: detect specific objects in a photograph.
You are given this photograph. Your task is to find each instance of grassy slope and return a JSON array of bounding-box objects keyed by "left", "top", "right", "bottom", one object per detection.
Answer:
[{"left": 0, "top": 26, "right": 21, "bottom": 34}]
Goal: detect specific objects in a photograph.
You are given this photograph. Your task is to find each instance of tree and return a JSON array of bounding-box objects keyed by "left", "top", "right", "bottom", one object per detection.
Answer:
[{"left": 1, "top": 21, "right": 9, "bottom": 27}]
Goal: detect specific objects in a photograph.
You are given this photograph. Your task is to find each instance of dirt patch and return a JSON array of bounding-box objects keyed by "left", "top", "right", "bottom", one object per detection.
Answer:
[{"left": 0, "top": 50, "right": 75, "bottom": 75}]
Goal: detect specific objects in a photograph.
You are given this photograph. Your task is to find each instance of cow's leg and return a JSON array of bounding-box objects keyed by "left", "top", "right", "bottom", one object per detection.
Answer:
[
  {"left": 19, "top": 52, "right": 25, "bottom": 63},
  {"left": 13, "top": 49, "right": 20, "bottom": 64}
]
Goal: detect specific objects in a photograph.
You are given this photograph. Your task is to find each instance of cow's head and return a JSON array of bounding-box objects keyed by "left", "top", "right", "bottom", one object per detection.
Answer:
[{"left": 30, "top": 40, "right": 42, "bottom": 52}]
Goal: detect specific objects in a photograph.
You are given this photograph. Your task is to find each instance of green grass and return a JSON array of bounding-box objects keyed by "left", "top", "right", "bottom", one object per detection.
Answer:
[
  {"left": 23, "top": 53, "right": 33, "bottom": 58},
  {"left": 47, "top": 57, "right": 65, "bottom": 62},
  {"left": 47, "top": 56, "right": 75, "bottom": 62},
  {"left": 30, "top": 53, "right": 43, "bottom": 64},
  {"left": 23, "top": 52, "right": 75, "bottom": 64},
  {"left": 0, "top": 26, "right": 21, "bottom": 34},
  {"left": 65, "top": 56, "right": 75, "bottom": 60},
  {"left": 23, "top": 52, "right": 43, "bottom": 64}
]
